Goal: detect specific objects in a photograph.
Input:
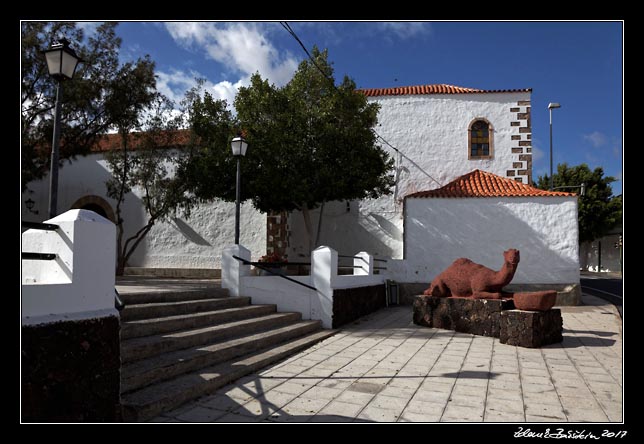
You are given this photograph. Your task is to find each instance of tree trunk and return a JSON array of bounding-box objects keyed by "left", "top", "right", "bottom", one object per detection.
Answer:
[
  {"left": 114, "top": 130, "right": 129, "bottom": 276},
  {"left": 115, "top": 220, "right": 155, "bottom": 276},
  {"left": 301, "top": 203, "right": 314, "bottom": 254},
  {"left": 116, "top": 255, "right": 126, "bottom": 276},
  {"left": 315, "top": 202, "right": 325, "bottom": 248}
]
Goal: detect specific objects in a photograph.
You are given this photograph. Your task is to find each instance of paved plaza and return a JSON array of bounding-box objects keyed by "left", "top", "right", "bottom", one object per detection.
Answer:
[{"left": 150, "top": 293, "right": 623, "bottom": 423}]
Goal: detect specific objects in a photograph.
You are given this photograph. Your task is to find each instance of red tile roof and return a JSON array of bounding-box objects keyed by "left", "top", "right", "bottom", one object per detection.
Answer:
[
  {"left": 407, "top": 170, "right": 575, "bottom": 198},
  {"left": 91, "top": 129, "right": 191, "bottom": 153},
  {"left": 359, "top": 84, "right": 531, "bottom": 97}
]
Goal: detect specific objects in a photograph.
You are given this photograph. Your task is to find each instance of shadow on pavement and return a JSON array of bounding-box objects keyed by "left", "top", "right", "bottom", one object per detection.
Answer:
[
  {"left": 440, "top": 371, "right": 500, "bottom": 379},
  {"left": 563, "top": 329, "right": 616, "bottom": 337}
]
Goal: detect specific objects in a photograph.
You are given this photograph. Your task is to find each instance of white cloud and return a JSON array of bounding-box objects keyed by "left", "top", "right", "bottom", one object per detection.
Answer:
[
  {"left": 120, "top": 43, "right": 142, "bottom": 64},
  {"left": 156, "top": 68, "right": 249, "bottom": 113},
  {"left": 583, "top": 131, "right": 607, "bottom": 148},
  {"left": 77, "top": 21, "right": 101, "bottom": 39},
  {"left": 211, "top": 78, "right": 249, "bottom": 107},
  {"left": 156, "top": 69, "right": 202, "bottom": 106},
  {"left": 161, "top": 21, "right": 432, "bottom": 114},
  {"left": 165, "top": 22, "right": 298, "bottom": 87},
  {"left": 377, "top": 22, "right": 432, "bottom": 39}
]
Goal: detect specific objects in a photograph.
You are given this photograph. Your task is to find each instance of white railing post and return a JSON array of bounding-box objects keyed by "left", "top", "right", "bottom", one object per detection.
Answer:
[
  {"left": 222, "top": 244, "right": 251, "bottom": 297},
  {"left": 311, "top": 246, "right": 337, "bottom": 329},
  {"left": 21, "top": 209, "right": 121, "bottom": 421},
  {"left": 354, "top": 251, "right": 374, "bottom": 276},
  {"left": 21, "top": 209, "right": 116, "bottom": 322}
]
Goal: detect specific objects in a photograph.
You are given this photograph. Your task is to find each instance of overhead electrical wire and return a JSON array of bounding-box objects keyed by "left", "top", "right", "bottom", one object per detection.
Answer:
[{"left": 279, "top": 21, "right": 443, "bottom": 188}]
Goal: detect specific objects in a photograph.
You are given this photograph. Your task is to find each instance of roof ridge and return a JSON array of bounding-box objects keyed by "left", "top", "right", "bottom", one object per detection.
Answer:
[
  {"left": 359, "top": 84, "right": 531, "bottom": 97},
  {"left": 407, "top": 169, "right": 575, "bottom": 198}
]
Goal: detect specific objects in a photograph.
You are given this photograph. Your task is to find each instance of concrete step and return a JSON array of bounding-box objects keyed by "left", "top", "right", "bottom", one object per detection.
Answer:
[
  {"left": 121, "top": 329, "right": 337, "bottom": 422},
  {"left": 119, "top": 287, "right": 230, "bottom": 305},
  {"left": 121, "top": 312, "right": 303, "bottom": 363},
  {"left": 121, "top": 321, "right": 323, "bottom": 394},
  {"left": 121, "top": 298, "right": 251, "bottom": 322},
  {"left": 121, "top": 302, "right": 272, "bottom": 340}
]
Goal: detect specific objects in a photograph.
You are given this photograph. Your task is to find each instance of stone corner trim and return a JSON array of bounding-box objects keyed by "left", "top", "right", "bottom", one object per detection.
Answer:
[
  {"left": 266, "top": 211, "right": 289, "bottom": 258},
  {"left": 510, "top": 103, "right": 532, "bottom": 181}
]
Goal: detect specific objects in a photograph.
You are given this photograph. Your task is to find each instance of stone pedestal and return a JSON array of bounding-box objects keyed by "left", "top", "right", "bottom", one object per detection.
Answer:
[
  {"left": 413, "top": 295, "right": 514, "bottom": 338},
  {"left": 500, "top": 309, "right": 563, "bottom": 348},
  {"left": 22, "top": 315, "right": 121, "bottom": 422}
]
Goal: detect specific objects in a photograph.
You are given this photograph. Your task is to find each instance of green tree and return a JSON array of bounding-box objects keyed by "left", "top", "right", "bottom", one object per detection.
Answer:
[
  {"left": 106, "top": 94, "right": 191, "bottom": 275},
  {"left": 175, "top": 81, "right": 237, "bottom": 211},
  {"left": 21, "top": 22, "right": 123, "bottom": 189},
  {"left": 536, "top": 163, "right": 622, "bottom": 243},
  {"left": 21, "top": 21, "right": 191, "bottom": 275},
  {"left": 179, "top": 48, "right": 395, "bottom": 251}
]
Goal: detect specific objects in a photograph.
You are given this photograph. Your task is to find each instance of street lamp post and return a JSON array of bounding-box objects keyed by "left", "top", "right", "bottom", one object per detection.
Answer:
[
  {"left": 552, "top": 182, "right": 586, "bottom": 196},
  {"left": 43, "top": 38, "right": 81, "bottom": 218},
  {"left": 548, "top": 102, "right": 561, "bottom": 191},
  {"left": 231, "top": 135, "right": 249, "bottom": 245}
]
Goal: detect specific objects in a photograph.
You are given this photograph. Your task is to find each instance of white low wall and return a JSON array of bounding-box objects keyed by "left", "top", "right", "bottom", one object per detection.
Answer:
[
  {"left": 21, "top": 210, "right": 117, "bottom": 324},
  {"left": 222, "top": 245, "right": 385, "bottom": 329},
  {"left": 22, "top": 152, "right": 267, "bottom": 270},
  {"left": 398, "top": 196, "right": 580, "bottom": 285}
]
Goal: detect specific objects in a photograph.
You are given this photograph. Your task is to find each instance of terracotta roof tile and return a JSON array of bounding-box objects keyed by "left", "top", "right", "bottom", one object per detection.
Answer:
[
  {"left": 359, "top": 84, "right": 531, "bottom": 97},
  {"left": 407, "top": 170, "right": 575, "bottom": 198},
  {"left": 91, "top": 129, "right": 191, "bottom": 153}
]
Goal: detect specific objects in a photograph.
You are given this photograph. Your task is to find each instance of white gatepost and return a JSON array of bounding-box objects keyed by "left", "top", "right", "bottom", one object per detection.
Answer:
[
  {"left": 354, "top": 251, "right": 374, "bottom": 276},
  {"left": 222, "top": 244, "right": 251, "bottom": 297},
  {"left": 21, "top": 209, "right": 116, "bottom": 323},
  {"left": 311, "top": 246, "right": 337, "bottom": 329}
]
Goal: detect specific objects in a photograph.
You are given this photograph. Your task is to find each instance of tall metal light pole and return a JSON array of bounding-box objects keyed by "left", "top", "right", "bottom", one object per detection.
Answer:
[
  {"left": 548, "top": 102, "right": 561, "bottom": 191},
  {"left": 231, "top": 135, "right": 249, "bottom": 244},
  {"left": 43, "top": 38, "right": 81, "bottom": 218}
]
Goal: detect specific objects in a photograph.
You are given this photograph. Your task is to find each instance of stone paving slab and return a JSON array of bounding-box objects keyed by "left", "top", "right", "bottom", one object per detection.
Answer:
[{"left": 153, "top": 293, "right": 623, "bottom": 423}]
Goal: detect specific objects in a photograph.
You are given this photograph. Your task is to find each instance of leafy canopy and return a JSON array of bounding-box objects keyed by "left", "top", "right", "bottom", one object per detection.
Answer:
[
  {"left": 536, "top": 163, "right": 622, "bottom": 243},
  {"left": 178, "top": 47, "right": 395, "bottom": 215},
  {"left": 21, "top": 21, "right": 155, "bottom": 190}
]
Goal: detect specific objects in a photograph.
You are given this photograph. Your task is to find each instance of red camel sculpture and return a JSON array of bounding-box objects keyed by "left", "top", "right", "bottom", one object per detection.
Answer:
[{"left": 423, "top": 249, "right": 520, "bottom": 300}]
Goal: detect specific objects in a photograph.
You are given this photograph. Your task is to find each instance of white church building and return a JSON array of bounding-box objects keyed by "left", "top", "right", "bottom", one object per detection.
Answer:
[
  {"left": 287, "top": 84, "right": 536, "bottom": 262},
  {"left": 22, "top": 83, "right": 580, "bottom": 293}
]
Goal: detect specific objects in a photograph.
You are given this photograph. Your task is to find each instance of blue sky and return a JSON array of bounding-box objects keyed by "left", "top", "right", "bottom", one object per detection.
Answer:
[{"left": 84, "top": 21, "right": 623, "bottom": 195}]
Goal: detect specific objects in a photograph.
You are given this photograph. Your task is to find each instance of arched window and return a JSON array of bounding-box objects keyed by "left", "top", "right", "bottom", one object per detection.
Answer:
[
  {"left": 468, "top": 118, "right": 494, "bottom": 159},
  {"left": 70, "top": 195, "right": 116, "bottom": 223}
]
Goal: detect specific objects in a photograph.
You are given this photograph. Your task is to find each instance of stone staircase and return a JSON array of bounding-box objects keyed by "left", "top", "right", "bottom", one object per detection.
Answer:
[{"left": 119, "top": 287, "right": 335, "bottom": 422}]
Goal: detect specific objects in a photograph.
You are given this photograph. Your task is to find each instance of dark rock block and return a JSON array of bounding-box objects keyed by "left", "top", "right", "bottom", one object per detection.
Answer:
[
  {"left": 500, "top": 309, "right": 563, "bottom": 348},
  {"left": 413, "top": 295, "right": 514, "bottom": 338},
  {"left": 22, "top": 315, "right": 121, "bottom": 422},
  {"left": 333, "top": 285, "right": 386, "bottom": 328}
]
